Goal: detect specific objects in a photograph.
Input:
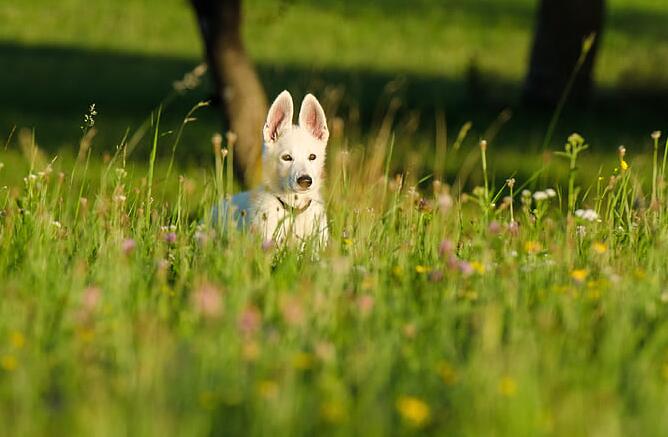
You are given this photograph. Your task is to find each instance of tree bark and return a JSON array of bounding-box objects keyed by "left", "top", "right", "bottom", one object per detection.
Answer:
[
  {"left": 191, "top": 0, "right": 267, "bottom": 186},
  {"left": 523, "top": 0, "right": 605, "bottom": 108}
]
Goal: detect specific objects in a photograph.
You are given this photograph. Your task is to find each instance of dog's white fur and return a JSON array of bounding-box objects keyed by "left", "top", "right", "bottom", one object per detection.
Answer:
[{"left": 220, "top": 91, "right": 329, "bottom": 245}]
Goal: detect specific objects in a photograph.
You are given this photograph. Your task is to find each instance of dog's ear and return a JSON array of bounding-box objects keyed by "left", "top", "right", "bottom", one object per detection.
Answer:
[
  {"left": 299, "top": 94, "right": 329, "bottom": 143},
  {"left": 263, "top": 90, "right": 293, "bottom": 144}
]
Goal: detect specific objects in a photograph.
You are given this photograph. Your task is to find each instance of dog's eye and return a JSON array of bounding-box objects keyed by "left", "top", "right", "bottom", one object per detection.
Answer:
[
  {"left": 281, "top": 154, "right": 293, "bottom": 162},
  {"left": 308, "top": 154, "right": 317, "bottom": 161}
]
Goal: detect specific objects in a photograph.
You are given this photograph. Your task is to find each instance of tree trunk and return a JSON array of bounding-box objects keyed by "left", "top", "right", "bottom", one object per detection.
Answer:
[
  {"left": 191, "top": 0, "right": 267, "bottom": 186},
  {"left": 523, "top": 0, "right": 605, "bottom": 108}
]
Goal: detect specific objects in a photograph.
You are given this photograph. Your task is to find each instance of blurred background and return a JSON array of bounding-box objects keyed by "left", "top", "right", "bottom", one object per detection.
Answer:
[{"left": 1, "top": 0, "right": 667, "bottom": 187}]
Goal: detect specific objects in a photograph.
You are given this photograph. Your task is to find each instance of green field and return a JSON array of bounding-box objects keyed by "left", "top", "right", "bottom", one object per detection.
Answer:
[{"left": 1, "top": 1, "right": 668, "bottom": 435}]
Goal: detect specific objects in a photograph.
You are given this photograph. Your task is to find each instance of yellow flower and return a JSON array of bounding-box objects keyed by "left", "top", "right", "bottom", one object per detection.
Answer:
[
  {"left": 321, "top": 401, "right": 347, "bottom": 424},
  {"left": 524, "top": 241, "right": 541, "bottom": 254},
  {"left": 392, "top": 266, "right": 404, "bottom": 278},
  {"left": 241, "top": 341, "right": 261, "bottom": 362},
  {"left": 10, "top": 331, "right": 25, "bottom": 350},
  {"left": 592, "top": 242, "right": 607, "bottom": 254},
  {"left": 415, "top": 265, "right": 429, "bottom": 274},
  {"left": 498, "top": 376, "right": 517, "bottom": 397},
  {"left": 292, "top": 352, "right": 314, "bottom": 370},
  {"left": 470, "top": 261, "right": 485, "bottom": 274},
  {"left": 0, "top": 354, "right": 17, "bottom": 372},
  {"left": 620, "top": 159, "right": 629, "bottom": 171},
  {"left": 571, "top": 269, "right": 588, "bottom": 283},
  {"left": 438, "top": 361, "right": 458, "bottom": 385},
  {"left": 343, "top": 238, "right": 353, "bottom": 247},
  {"left": 396, "top": 396, "right": 431, "bottom": 427},
  {"left": 257, "top": 380, "right": 279, "bottom": 400}
]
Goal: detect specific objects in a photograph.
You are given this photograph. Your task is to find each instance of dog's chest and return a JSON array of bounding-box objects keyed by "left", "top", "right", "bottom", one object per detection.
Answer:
[{"left": 252, "top": 193, "right": 327, "bottom": 242}]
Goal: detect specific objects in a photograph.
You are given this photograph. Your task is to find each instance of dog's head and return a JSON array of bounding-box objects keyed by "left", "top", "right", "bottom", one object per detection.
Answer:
[{"left": 262, "top": 91, "right": 329, "bottom": 203}]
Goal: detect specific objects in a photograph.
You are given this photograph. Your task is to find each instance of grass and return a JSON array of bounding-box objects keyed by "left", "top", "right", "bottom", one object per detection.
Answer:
[
  {"left": 1, "top": 1, "right": 668, "bottom": 434},
  {"left": 2, "top": 98, "right": 668, "bottom": 434}
]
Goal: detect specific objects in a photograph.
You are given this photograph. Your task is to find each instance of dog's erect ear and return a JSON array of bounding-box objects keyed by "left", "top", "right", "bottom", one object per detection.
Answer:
[
  {"left": 263, "top": 90, "right": 293, "bottom": 144},
  {"left": 299, "top": 94, "right": 329, "bottom": 143}
]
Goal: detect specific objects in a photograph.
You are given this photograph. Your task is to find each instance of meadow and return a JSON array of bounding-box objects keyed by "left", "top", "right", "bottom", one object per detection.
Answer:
[{"left": 1, "top": 0, "right": 668, "bottom": 435}]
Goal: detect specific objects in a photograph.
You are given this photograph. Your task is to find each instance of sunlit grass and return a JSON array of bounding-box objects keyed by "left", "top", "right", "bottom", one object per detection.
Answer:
[{"left": 1, "top": 98, "right": 668, "bottom": 434}]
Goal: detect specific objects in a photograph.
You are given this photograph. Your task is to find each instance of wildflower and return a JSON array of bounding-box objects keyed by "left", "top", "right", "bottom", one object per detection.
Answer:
[
  {"left": 192, "top": 282, "right": 223, "bottom": 319},
  {"left": 415, "top": 265, "right": 429, "bottom": 274},
  {"left": 51, "top": 221, "right": 62, "bottom": 228},
  {"left": 82, "top": 286, "right": 102, "bottom": 313},
  {"left": 0, "top": 354, "right": 17, "bottom": 372},
  {"left": 458, "top": 260, "right": 474, "bottom": 276},
  {"left": 533, "top": 191, "right": 548, "bottom": 201},
  {"left": 429, "top": 269, "right": 444, "bottom": 282},
  {"left": 9, "top": 332, "right": 25, "bottom": 350},
  {"left": 571, "top": 269, "right": 588, "bottom": 283},
  {"left": 438, "top": 360, "right": 458, "bottom": 385},
  {"left": 498, "top": 376, "right": 517, "bottom": 397},
  {"left": 321, "top": 401, "right": 347, "bottom": 424},
  {"left": 545, "top": 188, "right": 557, "bottom": 198},
  {"left": 521, "top": 189, "right": 531, "bottom": 198},
  {"left": 651, "top": 131, "right": 661, "bottom": 141},
  {"left": 575, "top": 209, "right": 599, "bottom": 222},
  {"left": 194, "top": 230, "right": 210, "bottom": 246},
  {"left": 470, "top": 261, "right": 485, "bottom": 274},
  {"left": 396, "top": 396, "right": 431, "bottom": 427},
  {"left": 315, "top": 341, "right": 336, "bottom": 363},
  {"left": 257, "top": 380, "right": 279, "bottom": 400},
  {"left": 292, "top": 352, "right": 314, "bottom": 370},
  {"left": 164, "top": 232, "right": 177, "bottom": 244},
  {"left": 524, "top": 240, "right": 541, "bottom": 254},
  {"left": 242, "top": 340, "right": 261, "bottom": 362},
  {"left": 238, "top": 305, "right": 262, "bottom": 336},
  {"left": 438, "top": 239, "right": 455, "bottom": 257},
  {"left": 592, "top": 242, "right": 607, "bottom": 254},
  {"left": 437, "top": 192, "right": 453, "bottom": 212},
  {"left": 576, "top": 225, "right": 587, "bottom": 237},
  {"left": 488, "top": 220, "right": 502, "bottom": 235},
  {"left": 508, "top": 220, "right": 520, "bottom": 236},
  {"left": 618, "top": 145, "right": 629, "bottom": 171},
  {"left": 121, "top": 238, "right": 136, "bottom": 255},
  {"left": 281, "top": 296, "right": 305, "bottom": 327},
  {"left": 403, "top": 323, "right": 417, "bottom": 338},
  {"left": 506, "top": 178, "right": 516, "bottom": 189},
  {"left": 357, "top": 295, "right": 375, "bottom": 317}
]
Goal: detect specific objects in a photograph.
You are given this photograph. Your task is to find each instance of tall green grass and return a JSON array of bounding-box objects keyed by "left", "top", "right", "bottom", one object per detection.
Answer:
[{"left": 1, "top": 92, "right": 668, "bottom": 435}]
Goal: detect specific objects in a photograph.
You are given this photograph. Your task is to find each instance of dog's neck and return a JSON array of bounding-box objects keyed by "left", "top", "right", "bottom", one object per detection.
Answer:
[{"left": 272, "top": 190, "right": 317, "bottom": 210}]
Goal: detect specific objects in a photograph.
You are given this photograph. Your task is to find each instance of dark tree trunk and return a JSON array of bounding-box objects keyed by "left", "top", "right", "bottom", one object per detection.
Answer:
[
  {"left": 191, "top": 0, "right": 267, "bottom": 186},
  {"left": 523, "top": 0, "right": 605, "bottom": 108}
]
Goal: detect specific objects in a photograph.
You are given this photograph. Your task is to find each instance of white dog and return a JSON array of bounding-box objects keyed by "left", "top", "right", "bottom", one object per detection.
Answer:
[{"left": 217, "top": 91, "right": 329, "bottom": 246}]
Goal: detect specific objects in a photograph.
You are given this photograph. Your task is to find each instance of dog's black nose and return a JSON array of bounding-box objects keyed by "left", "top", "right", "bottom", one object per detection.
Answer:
[{"left": 297, "top": 175, "right": 312, "bottom": 189}]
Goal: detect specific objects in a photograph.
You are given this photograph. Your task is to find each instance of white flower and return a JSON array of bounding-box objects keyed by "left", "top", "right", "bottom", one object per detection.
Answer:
[
  {"left": 575, "top": 208, "right": 599, "bottom": 222},
  {"left": 437, "top": 193, "right": 453, "bottom": 211},
  {"left": 51, "top": 221, "right": 62, "bottom": 228},
  {"left": 532, "top": 191, "right": 548, "bottom": 201},
  {"left": 545, "top": 188, "right": 557, "bottom": 198},
  {"left": 521, "top": 189, "right": 531, "bottom": 197}
]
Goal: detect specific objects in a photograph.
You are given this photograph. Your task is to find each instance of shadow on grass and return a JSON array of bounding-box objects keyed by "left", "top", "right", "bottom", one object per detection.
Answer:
[{"left": 1, "top": 41, "right": 667, "bottom": 167}]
